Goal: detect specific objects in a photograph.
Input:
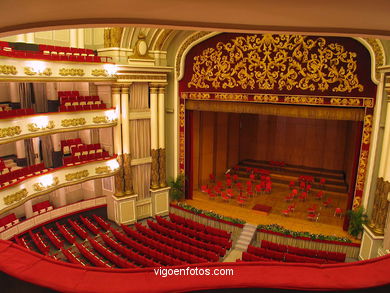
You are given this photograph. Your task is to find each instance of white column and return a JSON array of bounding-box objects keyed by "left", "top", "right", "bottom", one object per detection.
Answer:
[
  {"left": 25, "top": 33, "right": 34, "bottom": 44},
  {"left": 150, "top": 86, "right": 159, "bottom": 150},
  {"left": 379, "top": 92, "right": 390, "bottom": 181},
  {"left": 46, "top": 82, "right": 57, "bottom": 100},
  {"left": 57, "top": 188, "right": 67, "bottom": 207},
  {"left": 15, "top": 34, "right": 26, "bottom": 42},
  {"left": 24, "top": 200, "right": 33, "bottom": 219},
  {"left": 121, "top": 86, "right": 130, "bottom": 154},
  {"left": 112, "top": 85, "right": 122, "bottom": 155},
  {"left": 158, "top": 87, "right": 165, "bottom": 149},
  {"left": 70, "top": 29, "right": 77, "bottom": 47},
  {"left": 16, "top": 140, "right": 26, "bottom": 165},
  {"left": 51, "top": 134, "right": 61, "bottom": 152},
  {"left": 77, "top": 29, "right": 85, "bottom": 48}
]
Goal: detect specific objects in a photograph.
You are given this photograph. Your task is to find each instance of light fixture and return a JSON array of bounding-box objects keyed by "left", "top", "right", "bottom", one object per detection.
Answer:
[
  {"left": 40, "top": 174, "right": 54, "bottom": 188},
  {"left": 103, "top": 64, "right": 117, "bottom": 75},
  {"left": 105, "top": 109, "right": 118, "bottom": 122},
  {"left": 107, "top": 159, "right": 120, "bottom": 171},
  {"left": 27, "top": 61, "right": 46, "bottom": 74},
  {"left": 31, "top": 116, "right": 49, "bottom": 129}
]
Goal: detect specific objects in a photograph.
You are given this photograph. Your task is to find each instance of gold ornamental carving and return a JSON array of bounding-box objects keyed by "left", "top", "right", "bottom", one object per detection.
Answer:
[
  {"left": 0, "top": 126, "right": 22, "bottom": 138},
  {"left": 95, "top": 166, "right": 112, "bottom": 174},
  {"left": 65, "top": 170, "right": 89, "bottom": 181},
  {"left": 91, "top": 69, "right": 108, "bottom": 77},
  {"left": 92, "top": 116, "right": 116, "bottom": 124},
  {"left": 330, "top": 98, "right": 361, "bottom": 106},
  {"left": 3, "top": 189, "right": 28, "bottom": 205},
  {"left": 355, "top": 150, "right": 369, "bottom": 195},
  {"left": 59, "top": 68, "right": 85, "bottom": 77},
  {"left": 61, "top": 118, "right": 86, "bottom": 127},
  {"left": 253, "top": 95, "right": 279, "bottom": 103},
  {"left": 33, "top": 177, "right": 59, "bottom": 192},
  {"left": 27, "top": 121, "right": 55, "bottom": 132},
  {"left": 363, "top": 98, "right": 374, "bottom": 108},
  {"left": 285, "top": 96, "right": 324, "bottom": 105},
  {"left": 215, "top": 93, "right": 249, "bottom": 101},
  {"left": 104, "top": 27, "right": 124, "bottom": 48},
  {"left": 0, "top": 65, "right": 17, "bottom": 75},
  {"left": 363, "top": 38, "right": 385, "bottom": 81},
  {"left": 151, "top": 149, "right": 160, "bottom": 189},
  {"left": 362, "top": 115, "right": 373, "bottom": 145},
  {"left": 188, "top": 92, "right": 211, "bottom": 100},
  {"left": 159, "top": 148, "right": 167, "bottom": 188},
  {"left": 24, "top": 67, "right": 52, "bottom": 76},
  {"left": 368, "top": 178, "right": 390, "bottom": 235},
  {"left": 179, "top": 103, "right": 185, "bottom": 128},
  {"left": 188, "top": 34, "right": 364, "bottom": 93},
  {"left": 123, "top": 153, "right": 134, "bottom": 195},
  {"left": 114, "top": 154, "right": 125, "bottom": 197}
]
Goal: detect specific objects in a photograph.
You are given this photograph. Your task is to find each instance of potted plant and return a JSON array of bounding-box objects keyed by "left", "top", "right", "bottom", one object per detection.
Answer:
[
  {"left": 347, "top": 206, "right": 368, "bottom": 239},
  {"left": 168, "top": 174, "right": 186, "bottom": 203}
]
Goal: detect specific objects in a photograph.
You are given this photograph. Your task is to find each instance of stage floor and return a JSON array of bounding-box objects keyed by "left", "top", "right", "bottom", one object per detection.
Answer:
[{"left": 187, "top": 182, "right": 359, "bottom": 243}]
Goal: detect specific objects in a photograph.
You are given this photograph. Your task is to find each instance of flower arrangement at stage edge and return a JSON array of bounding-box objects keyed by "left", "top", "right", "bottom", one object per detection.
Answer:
[
  {"left": 176, "top": 202, "right": 246, "bottom": 225},
  {"left": 257, "top": 223, "right": 352, "bottom": 243},
  {"left": 347, "top": 206, "right": 368, "bottom": 239},
  {"left": 168, "top": 174, "right": 187, "bottom": 202}
]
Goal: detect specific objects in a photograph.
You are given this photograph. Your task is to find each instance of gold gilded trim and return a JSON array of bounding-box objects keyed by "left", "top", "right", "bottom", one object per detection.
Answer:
[
  {"left": 330, "top": 98, "right": 361, "bottom": 106},
  {"left": 362, "top": 115, "right": 373, "bottom": 144},
  {"left": 92, "top": 69, "right": 108, "bottom": 77},
  {"left": 285, "top": 96, "right": 324, "bottom": 105},
  {"left": 61, "top": 118, "right": 86, "bottom": 127},
  {"left": 3, "top": 189, "right": 28, "bottom": 205},
  {"left": 59, "top": 68, "right": 85, "bottom": 76},
  {"left": 65, "top": 170, "right": 89, "bottom": 181},
  {"left": 24, "top": 67, "right": 52, "bottom": 76},
  {"left": 0, "top": 126, "right": 22, "bottom": 138},
  {"left": 32, "top": 176, "right": 59, "bottom": 192},
  {"left": 27, "top": 121, "right": 55, "bottom": 132},
  {"left": 95, "top": 166, "right": 112, "bottom": 174},
  {"left": 253, "top": 95, "right": 279, "bottom": 103},
  {"left": 0, "top": 65, "right": 17, "bottom": 75}
]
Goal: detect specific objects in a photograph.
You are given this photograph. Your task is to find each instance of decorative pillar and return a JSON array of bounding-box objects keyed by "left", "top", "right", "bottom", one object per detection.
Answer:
[
  {"left": 56, "top": 188, "right": 67, "bottom": 207},
  {"left": 16, "top": 140, "right": 27, "bottom": 167},
  {"left": 9, "top": 82, "right": 20, "bottom": 109},
  {"left": 368, "top": 178, "right": 390, "bottom": 235},
  {"left": 158, "top": 86, "right": 167, "bottom": 187},
  {"left": 77, "top": 29, "right": 84, "bottom": 48},
  {"left": 112, "top": 85, "right": 124, "bottom": 196},
  {"left": 24, "top": 200, "right": 33, "bottom": 219},
  {"left": 150, "top": 86, "right": 160, "bottom": 189},
  {"left": 382, "top": 204, "right": 390, "bottom": 251},
  {"left": 25, "top": 33, "right": 34, "bottom": 44},
  {"left": 121, "top": 85, "right": 134, "bottom": 195},
  {"left": 70, "top": 29, "right": 77, "bottom": 47}
]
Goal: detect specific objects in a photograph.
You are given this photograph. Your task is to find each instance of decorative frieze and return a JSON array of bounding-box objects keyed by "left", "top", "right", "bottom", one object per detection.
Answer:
[
  {"left": 59, "top": 68, "right": 85, "bottom": 76},
  {"left": 0, "top": 65, "right": 17, "bottom": 75},
  {"left": 61, "top": 118, "right": 86, "bottom": 127},
  {"left": 65, "top": 170, "right": 89, "bottom": 181},
  {"left": 0, "top": 126, "right": 21, "bottom": 138},
  {"left": 3, "top": 189, "right": 28, "bottom": 205},
  {"left": 27, "top": 121, "right": 55, "bottom": 132},
  {"left": 32, "top": 176, "right": 59, "bottom": 192}
]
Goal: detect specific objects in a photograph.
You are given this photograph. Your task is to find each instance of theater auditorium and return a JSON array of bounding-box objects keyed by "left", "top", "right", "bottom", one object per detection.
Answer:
[{"left": 0, "top": 1, "right": 389, "bottom": 292}]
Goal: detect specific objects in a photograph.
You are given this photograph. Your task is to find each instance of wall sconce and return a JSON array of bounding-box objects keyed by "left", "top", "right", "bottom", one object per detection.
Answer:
[
  {"left": 105, "top": 109, "right": 118, "bottom": 122},
  {"left": 107, "top": 159, "right": 120, "bottom": 171},
  {"left": 27, "top": 117, "right": 55, "bottom": 132},
  {"left": 33, "top": 174, "right": 59, "bottom": 191}
]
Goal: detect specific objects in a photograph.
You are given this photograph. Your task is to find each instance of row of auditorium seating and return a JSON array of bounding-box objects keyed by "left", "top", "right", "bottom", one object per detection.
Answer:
[
  {"left": 62, "top": 152, "right": 111, "bottom": 166},
  {"left": 42, "top": 227, "right": 64, "bottom": 249},
  {"left": 59, "top": 104, "right": 107, "bottom": 112},
  {"left": 56, "top": 222, "right": 77, "bottom": 244},
  {"left": 260, "top": 240, "right": 346, "bottom": 262},
  {"left": 88, "top": 237, "right": 137, "bottom": 268},
  {"left": 75, "top": 242, "right": 111, "bottom": 268},
  {"left": 0, "top": 159, "right": 9, "bottom": 174},
  {"left": 112, "top": 228, "right": 192, "bottom": 266},
  {"left": 147, "top": 219, "right": 226, "bottom": 256},
  {"left": 168, "top": 213, "right": 231, "bottom": 239},
  {"left": 156, "top": 215, "right": 232, "bottom": 249},
  {"left": 80, "top": 216, "right": 100, "bottom": 235},
  {"left": 122, "top": 224, "right": 208, "bottom": 265},
  {"left": 61, "top": 138, "right": 83, "bottom": 154},
  {"left": 138, "top": 221, "right": 219, "bottom": 262},
  {"left": 32, "top": 200, "right": 53, "bottom": 215},
  {"left": 14, "top": 235, "right": 34, "bottom": 251},
  {"left": 0, "top": 213, "right": 19, "bottom": 231},
  {"left": 0, "top": 108, "right": 34, "bottom": 119},
  {"left": 28, "top": 230, "right": 50, "bottom": 255},
  {"left": 61, "top": 248, "right": 86, "bottom": 266},
  {"left": 70, "top": 144, "right": 103, "bottom": 156},
  {"left": 0, "top": 163, "right": 49, "bottom": 188},
  {"left": 67, "top": 219, "right": 88, "bottom": 240},
  {"left": 60, "top": 95, "right": 101, "bottom": 105},
  {"left": 0, "top": 104, "right": 12, "bottom": 111}
]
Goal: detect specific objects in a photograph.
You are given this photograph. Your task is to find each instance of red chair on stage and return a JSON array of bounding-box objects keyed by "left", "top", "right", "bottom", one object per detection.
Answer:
[
  {"left": 201, "top": 185, "right": 208, "bottom": 193},
  {"left": 320, "top": 178, "right": 326, "bottom": 188},
  {"left": 214, "top": 186, "right": 222, "bottom": 197},
  {"left": 307, "top": 204, "right": 317, "bottom": 214},
  {"left": 289, "top": 180, "right": 295, "bottom": 189},
  {"left": 236, "top": 182, "right": 243, "bottom": 192},
  {"left": 265, "top": 181, "right": 272, "bottom": 193},
  {"left": 282, "top": 208, "right": 290, "bottom": 216},
  {"left": 237, "top": 196, "right": 246, "bottom": 207},
  {"left": 225, "top": 173, "right": 231, "bottom": 180},
  {"left": 334, "top": 208, "right": 343, "bottom": 217},
  {"left": 299, "top": 181, "right": 306, "bottom": 191},
  {"left": 209, "top": 192, "right": 217, "bottom": 200},
  {"left": 290, "top": 189, "right": 298, "bottom": 198},
  {"left": 305, "top": 184, "right": 312, "bottom": 194},
  {"left": 249, "top": 173, "right": 255, "bottom": 182},
  {"left": 255, "top": 184, "right": 261, "bottom": 196},
  {"left": 316, "top": 190, "right": 324, "bottom": 200},
  {"left": 288, "top": 203, "right": 296, "bottom": 212},
  {"left": 233, "top": 174, "right": 238, "bottom": 183},
  {"left": 284, "top": 195, "right": 293, "bottom": 202},
  {"left": 307, "top": 212, "right": 319, "bottom": 222},
  {"left": 323, "top": 197, "right": 332, "bottom": 208},
  {"left": 226, "top": 178, "right": 232, "bottom": 189},
  {"left": 209, "top": 173, "right": 215, "bottom": 183},
  {"left": 226, "top": 188, "right": 234, "bottom": 198},
  {"left": 221, "top": 192, "right": 230, "bottom": 203},
  {"left": 299, "top": 191, "right": 307, "bottom": 201}
]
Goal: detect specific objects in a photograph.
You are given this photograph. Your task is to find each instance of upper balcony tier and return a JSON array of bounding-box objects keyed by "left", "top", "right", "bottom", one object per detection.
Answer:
[{"left": 0, "top": 108, "right": 117, "bottom": 144}]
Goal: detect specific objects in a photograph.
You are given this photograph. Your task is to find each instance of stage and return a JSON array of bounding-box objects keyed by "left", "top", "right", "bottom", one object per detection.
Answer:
[{"left": 187, "top": 181, "right": 359, "bottom": 243}]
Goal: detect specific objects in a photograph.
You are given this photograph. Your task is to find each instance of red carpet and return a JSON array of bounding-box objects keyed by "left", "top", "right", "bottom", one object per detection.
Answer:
[{"left": 252, "top": 204, "right": 272, "bottom": 214}]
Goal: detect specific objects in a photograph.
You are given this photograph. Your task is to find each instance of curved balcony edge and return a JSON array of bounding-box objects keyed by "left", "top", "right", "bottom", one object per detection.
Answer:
[{"left": 0, "top": 157, "right": 118, "bottom": 214}]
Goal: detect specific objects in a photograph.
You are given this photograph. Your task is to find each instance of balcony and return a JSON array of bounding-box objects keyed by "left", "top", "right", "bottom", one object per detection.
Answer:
[{"left": 0, "top": 108, "right": 117, "bottom": 144}]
